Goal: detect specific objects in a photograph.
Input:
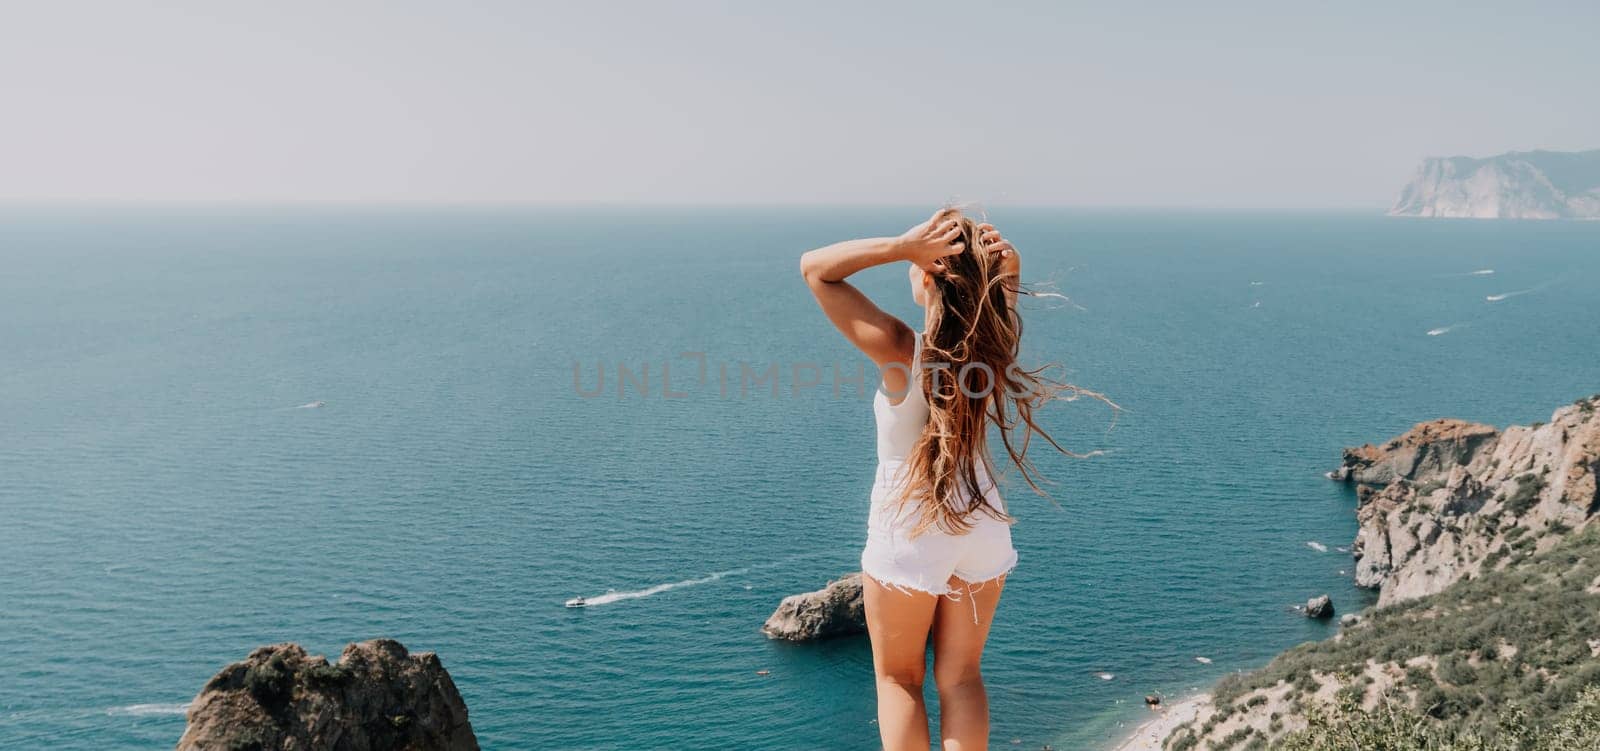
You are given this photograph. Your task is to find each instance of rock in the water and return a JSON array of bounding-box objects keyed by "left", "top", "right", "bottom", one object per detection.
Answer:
[
  {"left": 178, "top": 639, "right": 478, "bottom": 751},
  {"left": 1144, "top": 694, "right": 1162, "bottom": 707},
  {"left": 1305, "top": 595, "right": 1334, "bottom": 619},
  {"left": 762, "top": 573, "right": 866, "bottom": 641}
]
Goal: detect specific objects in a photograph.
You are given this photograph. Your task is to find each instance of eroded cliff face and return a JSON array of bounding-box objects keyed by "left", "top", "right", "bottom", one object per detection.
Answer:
[
  {"left": 1335, "top": 397, "right": 1600, "bottom": 606},
  {"left": 1388, "top": 150, "right": 1600, "bottom": 219},
  {"left": 1156, "top": 396, "right": 1600, "bottom": 751},
  {"left": 177, "top": 639, "right": 478, "bottom": 751}
]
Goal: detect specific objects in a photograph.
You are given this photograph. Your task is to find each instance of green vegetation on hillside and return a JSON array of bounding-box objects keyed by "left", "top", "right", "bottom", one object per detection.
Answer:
[
  {"left": 1278, "top": 686, "right": 1600, "bottom": 750},
  {"left": 1180, "top": 525, "right": 1600, "bottom": 749}
]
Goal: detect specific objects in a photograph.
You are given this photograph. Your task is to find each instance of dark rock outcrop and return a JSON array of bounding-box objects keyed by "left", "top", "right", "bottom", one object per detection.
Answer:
[
  {"left": 1305, "top": 595, "right": 1334, "bottom": 619},
  {"left": 762, "top": 573, "right": 866, "bottom": 641},
  {"left": 177, "top": 639, "right": 477, "bottom": 751}
]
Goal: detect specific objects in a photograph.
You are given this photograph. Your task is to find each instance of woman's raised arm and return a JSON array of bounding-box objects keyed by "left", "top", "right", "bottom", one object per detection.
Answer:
[{"left": 800, "top": 208, "right": 965, "bottom": 367}]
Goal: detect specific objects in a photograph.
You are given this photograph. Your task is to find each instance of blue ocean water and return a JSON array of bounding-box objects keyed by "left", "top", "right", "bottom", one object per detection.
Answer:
[{"left": 1, "top": 206, "right": 1596, "bottom": 750}]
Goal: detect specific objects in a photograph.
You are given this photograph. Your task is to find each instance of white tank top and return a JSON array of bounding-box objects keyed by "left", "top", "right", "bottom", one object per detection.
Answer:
[
  {"left": 874, "top": 335, "right": 930, "bottom": 463},
  {"left": 871, "top": 336, "right": 1000, "bottom": 516}
]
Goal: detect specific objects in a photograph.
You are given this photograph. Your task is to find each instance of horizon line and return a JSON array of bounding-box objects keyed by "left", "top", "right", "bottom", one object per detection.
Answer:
[{"left": 0, "top": 198, "right": 1392, "bottom": 212}]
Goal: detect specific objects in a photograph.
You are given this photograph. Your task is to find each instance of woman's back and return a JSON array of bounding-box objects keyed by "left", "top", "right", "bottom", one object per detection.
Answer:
[{"left": 873, "top": 336, "right": 930, "bottom": 464}]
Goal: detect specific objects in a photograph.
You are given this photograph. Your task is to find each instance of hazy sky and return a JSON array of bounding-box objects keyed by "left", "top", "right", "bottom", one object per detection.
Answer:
[{"left": 2, "top": 1, "right": 1596, "bottom": 207}]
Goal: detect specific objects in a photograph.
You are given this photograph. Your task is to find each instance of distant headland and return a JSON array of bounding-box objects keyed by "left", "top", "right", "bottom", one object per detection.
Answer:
[{"left": 1389, "top": 149, "right": 1600, "bottom": 219}]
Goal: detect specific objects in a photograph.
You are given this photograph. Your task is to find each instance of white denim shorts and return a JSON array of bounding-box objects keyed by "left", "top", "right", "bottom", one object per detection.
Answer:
[{"left": 861, "top": 460, "right": 1018, "bottom": 597}]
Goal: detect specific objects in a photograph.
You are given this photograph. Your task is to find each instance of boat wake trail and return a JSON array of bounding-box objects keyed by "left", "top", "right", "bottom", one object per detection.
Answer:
[
  {"left": 576, "top": 568, "right": 749, "bottom": 607},
  {"left": 107, "top": 703, "right": 189, "bottom": 716},
  {"left": 1468, "top": 269, "right": 1495, "bottom": 276},
  {"left": 1427, "top": 323, "right": 1467, "bottom": 336},
  {"left": 1486, "top": 279, "right": 1560, "bottom": 303},
  {"left": 1486, "top": 289, "right": 1534, "bottom": 302}
]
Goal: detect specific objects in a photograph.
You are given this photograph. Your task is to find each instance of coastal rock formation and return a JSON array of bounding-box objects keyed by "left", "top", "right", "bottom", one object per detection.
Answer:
[
  {"left": 1388, "top": 149, "right": 1600, "bottom": 219},
  {"left": 762, "top": 573, "right": 866, "bottom": 641},
  {"left": 1334, "top": 395, "right": 1600, "bottom": 605},
  {"left": 1153, "top": 396, "right": 1600, "bottom": 751},
  {"left": 177, "top": 639, "right": 477, "bottom": 751},
  {"left": 1304, "top": 595, "right": 1334, "bottom": 619},
  {"left": 1159, "top": 522, "right": 1600, "bottom": 750},
  {"left": 1333, "top": 419, "right": 1499, "bottom": 485}
]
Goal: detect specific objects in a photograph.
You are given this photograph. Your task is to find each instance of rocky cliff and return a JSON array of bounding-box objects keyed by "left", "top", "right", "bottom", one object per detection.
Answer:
[
  {"left": 177, "top": 639, "right": 477, "bottom": 751},
  {"left": 1334, "top": 396, "right": 1600, "bottom": 605},
  {"left": 1388, "top": 149, "right": 1600, "bottom": 219},
  {"left": 1154, "top": 395, "right": 1600, "bottom": 750}
]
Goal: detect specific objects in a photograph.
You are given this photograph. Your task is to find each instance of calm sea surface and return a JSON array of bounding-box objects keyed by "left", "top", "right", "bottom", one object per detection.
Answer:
[{"left": 1, "top": 207, "right": 1596, "bottom": 749}]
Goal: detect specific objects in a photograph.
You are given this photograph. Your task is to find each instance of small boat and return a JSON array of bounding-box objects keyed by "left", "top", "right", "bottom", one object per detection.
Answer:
[{"left": 564, "top": 596, "right": 587, "bottom": 608}]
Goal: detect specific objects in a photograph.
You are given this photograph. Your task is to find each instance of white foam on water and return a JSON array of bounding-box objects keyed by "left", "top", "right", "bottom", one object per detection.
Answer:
[
  {"left": 1195, "top": 656, "right": 1212, "bottom": 664},
  {"left": 1095, "top": 672, "right": 1115, "bottom": 681},
  {"left": 1486, "top": 280, "right": 1557, "bottom": 302},
  {"left": 1426, "top": 325, "right": 1460, "bottom": 336},
  {"left": 575, "top": 568, "right": 748, "bottom": 607},
  {"left": 1029, "top": 291, "right": 1088, "bottom": 311},
  {"left": 1435, "top": 268, "right": 1496, "bottom": 279},
  {"left": 107, "top": 703, "right": 189, "bottom": 716},
  {"left": 1249, "top": 281, "right": 1264, "bottom": 286},
  {"left": 1306, "top": 541, "right": 1328, "bottom": 553}
]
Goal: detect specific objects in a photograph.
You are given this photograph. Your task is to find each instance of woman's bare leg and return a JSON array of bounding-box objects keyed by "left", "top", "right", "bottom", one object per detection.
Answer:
[
  {"left": 932, "top": 574, "right": 1006, "bottom": 751},
  {"left": 863, "top": 574, "right": 940, "bottom": 751}
]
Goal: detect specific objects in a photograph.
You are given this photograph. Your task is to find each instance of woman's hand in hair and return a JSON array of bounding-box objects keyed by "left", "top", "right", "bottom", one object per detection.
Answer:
[
  {"left": 894, "top": 208, "right": 966, "bottom": 273},
  {"left": 977, "top": 223, "right": 1020, "bottom": 275},
  {"left": 978, "top": 223, "right": 1021, "bottom": 310}
]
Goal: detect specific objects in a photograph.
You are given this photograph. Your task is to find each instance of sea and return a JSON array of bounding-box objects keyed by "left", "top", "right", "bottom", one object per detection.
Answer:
[{"left": 1, "top": 206, "right": 1596, "bottom": 749}]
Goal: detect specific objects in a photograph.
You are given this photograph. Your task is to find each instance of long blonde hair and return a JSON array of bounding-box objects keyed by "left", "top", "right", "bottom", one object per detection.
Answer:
[{"left": 897, "top": 216, "right": 1111, "bottom": 536}]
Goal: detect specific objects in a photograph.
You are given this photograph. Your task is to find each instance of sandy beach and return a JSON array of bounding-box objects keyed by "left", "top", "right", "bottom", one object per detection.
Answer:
[{"left": 1110, "top": 694, "right": 1211, "bottom": 751}]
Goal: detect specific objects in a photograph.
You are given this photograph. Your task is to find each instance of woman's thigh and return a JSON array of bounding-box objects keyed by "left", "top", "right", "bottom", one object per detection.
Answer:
[
  {"left": 862, "top": 573, "right": 940, "bottom": 681},
  {"left": 931, "top": 573, "right": 1006, "bottom": 685}
]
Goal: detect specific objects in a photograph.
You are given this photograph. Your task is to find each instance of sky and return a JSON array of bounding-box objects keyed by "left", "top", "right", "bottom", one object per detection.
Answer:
[{"left": 1, "top": 1, "right": 1596, "bottom": 207}]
